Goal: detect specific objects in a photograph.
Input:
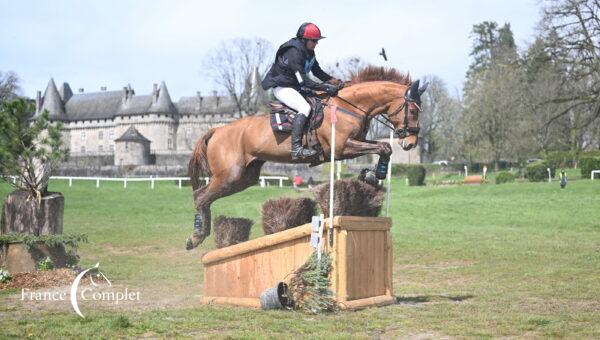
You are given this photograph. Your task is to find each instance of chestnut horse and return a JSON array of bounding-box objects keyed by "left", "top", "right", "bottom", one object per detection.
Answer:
[{"left": 186, "top": 66, "right": 427, "bottom": 249}]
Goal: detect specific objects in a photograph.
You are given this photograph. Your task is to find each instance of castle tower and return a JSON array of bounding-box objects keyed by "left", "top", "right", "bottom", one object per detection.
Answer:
[{"left": 38, "top": 78, "right": 67, "bottom": 120}]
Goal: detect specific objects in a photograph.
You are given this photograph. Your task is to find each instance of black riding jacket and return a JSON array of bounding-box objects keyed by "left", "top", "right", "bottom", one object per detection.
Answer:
[{"left": 261, "top": 38, "right": 333, "bottom": 91}]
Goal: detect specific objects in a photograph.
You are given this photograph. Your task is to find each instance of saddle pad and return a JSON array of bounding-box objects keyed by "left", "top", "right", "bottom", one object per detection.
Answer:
[
  {"left": 269, "top": 111, "right": 295, "bottom": 132},
  {"left": 269, "top": 97, "right": 324, "bottom": 133}
]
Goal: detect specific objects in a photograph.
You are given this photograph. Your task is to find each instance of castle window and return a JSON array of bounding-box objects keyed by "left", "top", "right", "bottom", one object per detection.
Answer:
[
  {"left": 99, "top": 131, "right": 103, "bottom": 139},
  {"left": 99, "top": 145, "right": 103, "bottom": 152},
  {"left": 81, "top": 131, "right": 86, "bottom": 140},
  {"left": 81, "top": 146, "right": 85, "bottom": 153},
  {"left": 125, "top": 142, "right": 128, "bottom": 151},
  {"left": 185, "top": 127, "right": 191, "bottom": 137},
  {"left": 110, "top": 144, "right": 114, "bottom": 152},
  {"left": 168, "top": 138, "right": 172, "bottom": 149}
]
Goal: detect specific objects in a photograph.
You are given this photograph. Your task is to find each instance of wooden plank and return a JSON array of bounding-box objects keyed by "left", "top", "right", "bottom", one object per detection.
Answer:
[
  {"left": 202, "top": 224, "right": 312, "bottom": 265},
  {"left": 385, "top": 229, "right": 393, "bottom": 297},
  {"left": 339, "top": 294, "right": 396, "bottom": 310},
  {"left": 336, "top": 230, "right": 348, "bottom": 302},
  {"left": 333, "top": 216, "right": 391, "bottom": 231}
]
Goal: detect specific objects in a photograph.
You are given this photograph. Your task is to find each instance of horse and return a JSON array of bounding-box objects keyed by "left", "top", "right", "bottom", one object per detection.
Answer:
[{"left": 186, "top": 66, "right": 427, "bottom": 249}]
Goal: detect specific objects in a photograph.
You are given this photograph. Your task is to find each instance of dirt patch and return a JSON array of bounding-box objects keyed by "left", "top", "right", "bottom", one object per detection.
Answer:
[
  {"left": 97, "top": 244, "right": 162, "bottom": 256},
  {"left": 396, "top": 260, "right": 477, "bottom": 270},
  {"left": 0, "top": 269, "right": 75, "bottom": 290}
]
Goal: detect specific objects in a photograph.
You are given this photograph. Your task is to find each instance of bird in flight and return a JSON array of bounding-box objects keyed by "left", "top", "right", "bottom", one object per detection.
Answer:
[{"left": 379, "top": 48, "right": 387, "bottom": 61}]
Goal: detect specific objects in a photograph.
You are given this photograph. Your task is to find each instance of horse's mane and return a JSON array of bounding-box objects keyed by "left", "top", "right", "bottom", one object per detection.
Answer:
[{"left": 348, "top": 65, "right": 411, "bottom": 85}]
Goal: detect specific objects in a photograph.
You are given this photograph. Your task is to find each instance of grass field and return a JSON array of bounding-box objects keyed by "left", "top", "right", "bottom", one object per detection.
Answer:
[{"left": 0, "top": 176, "right": 599, "bottom": 338}]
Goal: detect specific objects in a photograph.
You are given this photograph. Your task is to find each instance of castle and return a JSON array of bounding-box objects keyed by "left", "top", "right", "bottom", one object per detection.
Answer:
[
  {"left": 34, "top": 78, "right": 238, "bottom": 166},
  {"left": 34, "top": 78, "right": 420, "bottom": 176}
]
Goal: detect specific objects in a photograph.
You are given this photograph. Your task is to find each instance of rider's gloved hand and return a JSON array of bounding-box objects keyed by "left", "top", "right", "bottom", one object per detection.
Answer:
[{"left": 324, "top": 84, "right": 339, "bottom": 97}]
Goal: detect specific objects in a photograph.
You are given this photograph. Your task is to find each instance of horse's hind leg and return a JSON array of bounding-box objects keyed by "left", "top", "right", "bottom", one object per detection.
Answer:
[{"left": 186, "top": 159, "right": 265, "bottom": 250}]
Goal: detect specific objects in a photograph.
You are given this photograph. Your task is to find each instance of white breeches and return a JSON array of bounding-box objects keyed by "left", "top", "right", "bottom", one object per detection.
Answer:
[{"left": 272, "top": 87, "right": 310, "bottom": 117}]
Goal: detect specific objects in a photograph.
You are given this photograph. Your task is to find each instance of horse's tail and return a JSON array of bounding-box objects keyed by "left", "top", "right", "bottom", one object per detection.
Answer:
[{"left": 189, "top": 128, "right": 216, "bottom": 190}]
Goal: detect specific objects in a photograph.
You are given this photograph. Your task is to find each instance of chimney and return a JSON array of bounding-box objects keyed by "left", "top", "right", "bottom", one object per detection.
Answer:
[
  {"left": 78, "top": 88, "right": 84, "bottom": 93},
  {"left": 196, "top": 91, "right": 202, "bottom": 110},
  {"left": 36, "top": 91, "right": 42, "bottom": 113},
  {"left": 152, "top": 83, "right": 158, "bottom": 103},
  {"left": 100, "top": 86, "right": 107, "bottom": 91},
  {"left": 122, "top": 86, "right": 129, "bottom": 103}
]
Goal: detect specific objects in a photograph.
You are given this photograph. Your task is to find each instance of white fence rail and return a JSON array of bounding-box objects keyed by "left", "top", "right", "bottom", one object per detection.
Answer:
[{"left": 5, "top": 175, "right": 289, "bottom": 189}]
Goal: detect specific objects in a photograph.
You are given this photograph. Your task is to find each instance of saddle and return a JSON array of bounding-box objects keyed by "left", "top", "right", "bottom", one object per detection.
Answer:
[
  {"left": 269, "top": 96, "right": 325, "bottom": 132},
  {"left": 269, "top": 95, "right": 325, "bottom": 163}
]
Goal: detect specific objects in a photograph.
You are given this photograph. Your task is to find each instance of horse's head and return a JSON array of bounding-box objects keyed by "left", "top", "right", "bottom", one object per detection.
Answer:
[{"left": 388, "top": 80, "right": 428, "bottom": 151}]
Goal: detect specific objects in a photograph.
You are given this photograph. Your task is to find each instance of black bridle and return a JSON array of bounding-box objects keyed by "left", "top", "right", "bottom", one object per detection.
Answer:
[{"left": 334, "top": 86, "right": 421, "bottom": 139}]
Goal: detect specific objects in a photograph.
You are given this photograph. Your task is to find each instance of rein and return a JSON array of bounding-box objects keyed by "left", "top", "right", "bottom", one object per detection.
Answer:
[{"left": 333, "top": 86, "right": 420, "bottom": 138}]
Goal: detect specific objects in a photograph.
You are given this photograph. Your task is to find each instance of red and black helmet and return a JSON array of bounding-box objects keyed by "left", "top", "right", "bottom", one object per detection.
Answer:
[{"left": 296, "top": 22, "right": 325, "bottom": 40}]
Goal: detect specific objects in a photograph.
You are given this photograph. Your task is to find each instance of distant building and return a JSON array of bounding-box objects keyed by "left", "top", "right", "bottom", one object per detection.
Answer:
[{"left": 34, "top": 78, "right": 240, "bottom": 166}]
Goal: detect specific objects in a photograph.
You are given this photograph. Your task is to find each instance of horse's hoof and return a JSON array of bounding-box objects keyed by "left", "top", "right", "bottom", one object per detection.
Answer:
[
  {"left": 186, "top": 230, "right": 207, "bottom": 250},
  {"left": 186, "top": 237, "right": 195, "bottom": 250}
]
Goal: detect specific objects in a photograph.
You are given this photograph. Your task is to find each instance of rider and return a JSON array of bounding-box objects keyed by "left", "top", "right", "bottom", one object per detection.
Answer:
[{"left": 262, "top": 22, "right": 341, "bottom": 160}]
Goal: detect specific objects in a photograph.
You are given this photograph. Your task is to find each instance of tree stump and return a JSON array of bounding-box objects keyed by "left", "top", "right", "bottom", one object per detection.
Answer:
[
  {"left": 0, "top": 242, "right": 69, "bottom": 273},
  {"left": 1, "top": 191, "right": 64, "bottom": 235}
]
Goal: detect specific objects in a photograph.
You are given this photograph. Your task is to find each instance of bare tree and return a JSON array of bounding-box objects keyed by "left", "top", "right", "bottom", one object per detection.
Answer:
[
  {"left": 540, "top": 0, "right": 600, "bottom": 128},
  {"left": 0, "top": 71, "right": 20, "bottom": 102},
  {"left": 418, "top": 75, "right": 464, "bottom": 162},
  {"left": 462, "top": 63, "right": 530, "bottom": 170},
  {"left": 324, "top": 56, "right": 367, "bottom": 80},
  {"left": 203, "top": 38, "right": 274, "bottom": 117}
]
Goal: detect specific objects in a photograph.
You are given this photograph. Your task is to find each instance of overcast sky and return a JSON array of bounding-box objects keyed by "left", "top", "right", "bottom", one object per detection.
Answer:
[{"left": 0, "top": 0, "right": 542, "bottom": 100}]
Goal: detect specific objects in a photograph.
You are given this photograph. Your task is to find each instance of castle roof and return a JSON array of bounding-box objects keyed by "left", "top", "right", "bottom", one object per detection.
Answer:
[
  {"left": 40, "top": 78, "right": 66, "bottom": 119},
  {"left": 149, "top": 81, "right": 176, "bottom": 114},
  {"left": 115, "top": 126, "right": 151, "bottom": 143},
  {"left": 36, "top": 79, "right": 239, "bottom": 121},
  {"left": 64, "top": 90, "right": 123, "bottom": 120},
  {"left": 119, "top": 95, "right": 152, "bottom": 116}
]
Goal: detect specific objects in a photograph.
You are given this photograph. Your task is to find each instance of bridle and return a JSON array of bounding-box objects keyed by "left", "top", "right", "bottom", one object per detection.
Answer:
[{"left": 333, "top": 85, "right": 421, "bottom": 139}]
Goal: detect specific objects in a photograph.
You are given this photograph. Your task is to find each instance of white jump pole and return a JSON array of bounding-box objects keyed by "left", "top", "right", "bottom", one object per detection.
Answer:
[
  {"left": 319, "top": 105, "right": 337, "bottom": 263},
  {"left": 385, "top": 130, "right": 393, "bottom": 217}
]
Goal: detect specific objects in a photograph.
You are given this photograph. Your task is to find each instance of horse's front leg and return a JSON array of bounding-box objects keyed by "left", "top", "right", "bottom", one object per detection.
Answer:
[
  {"left": 340, "top": 139, "right": 393, "bottom": 179},
  {"left": 340, "top": 139, "right": 392, "bottom": 159}
]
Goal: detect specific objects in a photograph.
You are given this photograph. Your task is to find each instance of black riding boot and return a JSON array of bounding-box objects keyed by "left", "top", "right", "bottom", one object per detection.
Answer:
[{"left": 291, "top": 114, "right": 317, "bottom": 160}]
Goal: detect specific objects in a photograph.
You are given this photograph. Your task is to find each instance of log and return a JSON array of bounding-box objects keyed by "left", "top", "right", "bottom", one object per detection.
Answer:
[{"left": 1, "top": 191, "right": 64, "bottom": 235}]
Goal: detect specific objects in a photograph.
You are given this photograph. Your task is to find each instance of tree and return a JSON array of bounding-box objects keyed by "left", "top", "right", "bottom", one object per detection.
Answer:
[
  {"left": 418, "top": 75, "right": 463, "bottom": 162},
  {"left": 539, "top": 0, "right": 600, "bottom": 156},
  {"left": 203, "top": 38, "right": 274, "bottom": 117},
  {"left": 0, "top": 99, "right": 67, "bottom": 200},
  {"left": 325, "top": 56, "right": 367, "bottom": 81},
  {"left": 466, "top": 21, "right": 518, "bottom": 94},
  {"left": 463, "top": 63, "right": 530, "bottom": 169},
  {"left": 462, "top": 21, "right": 537, "bottom": 169},
  {"left": 0, "top": 71, "right": 20, "bottom": 102}
]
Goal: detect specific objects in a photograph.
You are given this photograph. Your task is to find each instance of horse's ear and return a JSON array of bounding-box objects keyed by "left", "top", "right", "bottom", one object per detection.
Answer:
[
  {"left": 418, "top": 82, "right": 429, "bottom": 95},
  {"left": 409, "top": 80, "right": 420, "bottom": 100}
]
